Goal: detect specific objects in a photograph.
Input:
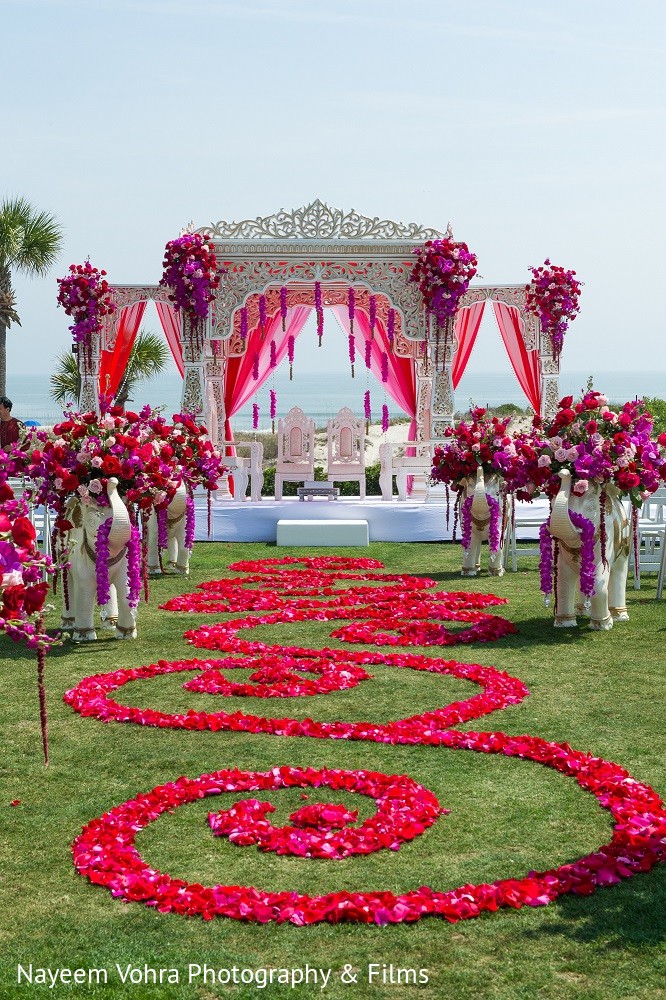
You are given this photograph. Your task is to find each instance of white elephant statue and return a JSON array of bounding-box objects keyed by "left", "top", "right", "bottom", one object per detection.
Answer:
[
  {"left": 460, "top": 467, "right": 511, "bottom": 577},
  {"left": 64, "top": 478, "right": 138, "bottom": 641},
  {"left": 548, "top": 470, "right": 631, "bottom": 630},
  {"left": 146, "top": 483, "right": 191, "bottom": 577}
]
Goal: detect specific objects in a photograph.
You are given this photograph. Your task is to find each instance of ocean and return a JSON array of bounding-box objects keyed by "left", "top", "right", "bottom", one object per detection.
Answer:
[{"left": 6, "top": 369, "right": 666, "bottom": 431}]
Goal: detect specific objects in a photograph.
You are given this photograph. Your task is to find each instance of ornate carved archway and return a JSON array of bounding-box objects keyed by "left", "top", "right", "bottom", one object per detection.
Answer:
[{"left": 91, "top": 201, "right": 558, "bottom": 441}]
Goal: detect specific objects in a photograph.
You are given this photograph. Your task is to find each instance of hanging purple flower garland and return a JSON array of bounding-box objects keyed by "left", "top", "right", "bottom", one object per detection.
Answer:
[
  {"left": 280, "top": 286, "right": 288, "bottom": 333},
  {"left": 364, "top": 390, "right": 371, "bottom": 433},
  {"left": 252, "top": 404, "right": 260, "bottom": 430},
  {"left": 185, "top": 493, "right": 196, "bottom": 551},
  {"left": 288, "top": 336, "right": 295, "bottom": 381},
  {"left": 95, "top": 517, "right": 113, "bottom": 607},
  {"left": 240, "top": 307, "right": 248, "bottom": 341},
  {"left": 157, "top": 507, "right": 168, "bottom": 550},
  {"left": 381, "top": 352, "right": 389, "bottom": 384},
  {"left": 270, "top": 341, "right": 277, "bottom": 370},
  {"left": 369, "top": 295, "right": 377, "bottom": 341},
  {"left": 270, "top": 389, "right": 277, "bottom": 434},
  {"left": 539, "top": 523, "right": 553, "bottom": 597},
  {"left": 252, "top": 352, "right": 259, "bottom": 381},
  {"left": 387, "top": 308, "right": 395, "bottom": 346},
  {"left": 382, "top": 404, "right": 390, "bottom": 434},
  {"left": 127, "top": 524, "right": 142, "bottom": 609},
  {"left": 348, "top": 286, "right": 356, "bottom": 378},
  {"left": 314, "top": 281, "right": 324, "bottom": 346},
  {"left": 364, "top": 339, "right": 372, "bottom": 369},
  {"left": 259, "top": 294, "right": 267, "bottom": 341}
]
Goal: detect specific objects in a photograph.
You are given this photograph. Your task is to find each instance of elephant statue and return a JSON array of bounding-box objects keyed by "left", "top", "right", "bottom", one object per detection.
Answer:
[
  {"left": 64, "top": 478, "right": 138, "bottom": 641},
  {"left": 548, "top": 470, "right": 631, "bottom": 630},
  {"left": 146, "top": 483, "right": 191, "bottom": 577},
  {"left": 460, "top": 467, "right": 511, "bottom": 577}
]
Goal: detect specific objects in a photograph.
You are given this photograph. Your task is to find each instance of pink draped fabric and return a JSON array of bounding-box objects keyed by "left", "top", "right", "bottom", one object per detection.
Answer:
[
  {"left": 223, "top": 305, "right": 311, "bottom": 441},
  {"left": 99, "top": 301, "right": 147, "bottom": 398},
  {"left": 155, "top": 302, "right": 185, "bottom": 377},
  {"left": 451, "top": 301, "right": 486, "bottom": 388},
  {"left": 492, "top": 302, "right": 542, "bottom": 413},
  {"left": 331, "top": 306, "right": 418, "bottom": 442}
]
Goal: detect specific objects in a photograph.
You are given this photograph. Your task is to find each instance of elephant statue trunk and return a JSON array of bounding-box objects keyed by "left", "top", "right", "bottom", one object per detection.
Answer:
[
  {"left": 460, "top": 467, "right": 509, "bottom": 578},
  {"left": 547, "top": 469, "right": 630, "bottom": 630}
]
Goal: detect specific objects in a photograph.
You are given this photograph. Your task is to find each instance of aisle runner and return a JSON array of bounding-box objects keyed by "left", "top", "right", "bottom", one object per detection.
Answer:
[{"left": 66, "top": 557, "right": 665, "bottom": 925}]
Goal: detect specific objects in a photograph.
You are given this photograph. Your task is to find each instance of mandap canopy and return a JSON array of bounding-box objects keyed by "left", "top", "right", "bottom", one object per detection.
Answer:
[{"left": 90, "top": 201, "right": 560, "bottom": 448}]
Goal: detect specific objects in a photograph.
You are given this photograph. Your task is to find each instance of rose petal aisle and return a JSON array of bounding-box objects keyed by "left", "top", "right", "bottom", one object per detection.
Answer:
[{"left": 66, "top": 557, "right": 666, "bottom": 925}]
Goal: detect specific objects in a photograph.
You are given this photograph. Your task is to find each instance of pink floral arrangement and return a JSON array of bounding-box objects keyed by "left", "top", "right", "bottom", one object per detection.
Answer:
[
  {"left": 431, "top": 408, "right": 532, "bottom": 493},
  {"left": 528, "top": 392, "right": 666, "bottom": 507},
  {"left": 10, "top": 403, "right": 183, "bottom": 516},
  {"left": 56, "top": 261, "right": 115, "bottom": 345},
  {"left": 160, "top": 233, "right": 222, "bottom": 341},
  {"left": 525, "top": 260, "right": 582, "bottom": 355},
  {"left": 410, "top": 238, "right": 478, "bottom": 326}
]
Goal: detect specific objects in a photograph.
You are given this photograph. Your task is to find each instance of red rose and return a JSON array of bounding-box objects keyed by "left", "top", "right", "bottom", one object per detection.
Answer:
[
  {"left": 61, "top": 473, "right": 80, "bottom": 491},
  {"left": 11, "top": 517, "right": 37, "bottom": 549},
  {"left": 558, "top": 396, "right": 574, "bottom": 408},
  {"left": 101, "top": 455, "right": 122, "bottom": 476},
  {"left": 2, "top": 585, "right": 26, "bottom": 616},
  {"left": 0, "top": 482, "right": 14, "bottom": 503},
  {"left": 22, "top": 581, "right": 50, "bottom": 614}
]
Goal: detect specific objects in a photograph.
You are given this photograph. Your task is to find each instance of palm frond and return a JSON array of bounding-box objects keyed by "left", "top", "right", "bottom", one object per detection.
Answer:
[
  {"left": 0, "top": 197, "right": 63, "bottom": 273},
  {"left": 49, "top": 350, "right": 81, "bottom": 406}
]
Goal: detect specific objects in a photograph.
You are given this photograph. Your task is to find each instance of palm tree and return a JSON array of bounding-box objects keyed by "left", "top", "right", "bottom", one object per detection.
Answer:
[
  {"left": 50, "top": 331, "right": 171, "bottom": 409},
  {"left": 0, "top": 196, "right": 64, "bottom": 395}
]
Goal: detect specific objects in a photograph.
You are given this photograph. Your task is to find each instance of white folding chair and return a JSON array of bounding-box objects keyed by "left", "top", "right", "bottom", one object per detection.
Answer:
[{"left": 630, "top": 486, "right": 666, "bottom": 589}]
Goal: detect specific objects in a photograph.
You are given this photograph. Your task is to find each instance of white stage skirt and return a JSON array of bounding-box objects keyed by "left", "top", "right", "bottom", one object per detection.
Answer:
[{"left": 193, "top": 496, "right": 551, "bottom": 544}]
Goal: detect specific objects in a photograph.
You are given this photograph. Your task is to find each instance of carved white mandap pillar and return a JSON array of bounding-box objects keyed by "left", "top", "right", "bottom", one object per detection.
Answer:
[
  {"left": 77, "top": 333, "right": 101, "bottom": 416},
  {"left": 180, "top": 315, "right": 209, "bottom": 421},
  {"left": 427, "top": 316, "right": 457, "bottom": 444}
]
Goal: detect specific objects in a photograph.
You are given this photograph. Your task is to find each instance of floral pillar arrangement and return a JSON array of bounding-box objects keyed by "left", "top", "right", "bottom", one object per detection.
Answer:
[
  {"left": 410, "top": 235, "right": 478, "bottom": 440},
  {"left": 160, "top": 232, "right": 223, "bottom": 418},
  {"left": 525, "top": 260, "right": 582, "bottom": 358},
  {"left": 56, "top": 261, "right": 116, "bottom": 416}
]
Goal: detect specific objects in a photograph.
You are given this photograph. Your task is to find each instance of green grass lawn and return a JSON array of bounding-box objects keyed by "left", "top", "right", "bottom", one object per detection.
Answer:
[{"left": 1, "top": 541, "right": 664, "bottom": 1000}]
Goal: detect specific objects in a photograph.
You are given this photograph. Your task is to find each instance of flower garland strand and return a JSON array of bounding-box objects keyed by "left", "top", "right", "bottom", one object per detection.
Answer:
[
  {"left": 185, "top": 493, "right": 196, "bottom": 550},
  {"left": 364, "top": 390, "right": 371, "bottom": 433},
  {"left": 387, "top": 308, "right": 395, "bottom": 346},
  {"left": 369, "top": 295, "right": 377, "bottom": 341},
  {"left": 314, "top": 281, "right": 324, "bottom": 346},
  {"left": 259, "top": 294, "right": 267, "bottom": 341},
  {"left": 280, "top": 286, "right": 288, "bottom": 332},
  {"left": 288, "top": 336, "right": 295, "bottom": 381},
  {"left": 252, "top": 404, "right": 259, "bottom": 430},
  {"left": 240, "top": 307, "right": 248, "bottom": 341},
  {"left": 270, "top": 389, "right": 277, "bottom": 434},
  {"left": 126, "top": 524, "right": 142, "bottom": 609},
  {"left": 95, "top": 517, "right": 112, "bottom": 607}
]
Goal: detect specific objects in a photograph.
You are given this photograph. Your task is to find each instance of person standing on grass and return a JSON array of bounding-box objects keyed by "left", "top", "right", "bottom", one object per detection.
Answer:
[{"left": 0, "top": 395, "right": 23, "bottom": 448}]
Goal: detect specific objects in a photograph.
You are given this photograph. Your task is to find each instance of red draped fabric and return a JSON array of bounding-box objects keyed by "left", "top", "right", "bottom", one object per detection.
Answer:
[
  {"left": 451, "top": 301, "right": 486, "bottom": 388},
  {"left": 99, "top": 302, "right": 147, "bottom": 397},
  {"left": 155, "top": 302, "right": 185, "bottom": 377},
  {"left": 492, "top": 302, "right": 542, "bottom": 413},
  {"left": 331, "top": 306, "right": 418, "bottom": 442},
  {"left": 223, "top": 306, "right": 311, "bottom": 441}
]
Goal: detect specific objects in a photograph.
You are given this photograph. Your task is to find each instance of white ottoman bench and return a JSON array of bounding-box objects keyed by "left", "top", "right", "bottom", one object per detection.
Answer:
[{"left": 276, "top": 519, "right": 369, "bottom": 547}]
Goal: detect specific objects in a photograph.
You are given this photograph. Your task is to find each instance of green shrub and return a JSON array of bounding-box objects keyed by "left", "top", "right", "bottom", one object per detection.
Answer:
[
  {"left": 261, "top": 462, "right": 383, "bottom": 497},
  {"left": 644, "top": 397, "right": 666, "bottom": 437}
]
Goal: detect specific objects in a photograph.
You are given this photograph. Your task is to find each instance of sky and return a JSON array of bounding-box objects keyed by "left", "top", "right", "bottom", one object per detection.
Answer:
[{"left": 3, "top": 0, "right": 666, "bottom": 383}]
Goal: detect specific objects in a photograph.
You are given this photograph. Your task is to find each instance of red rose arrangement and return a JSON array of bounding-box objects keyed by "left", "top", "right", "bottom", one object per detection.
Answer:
[
  {"left": 160, "top": 233, "right": 223, "bottom": 346},
  {"left": 56, "top": 261, "right": 115, "bottom": 346},
  {"left": 0, "top": 483, "right": 55, "bottom": 649},
  {"left": 410, "top": 237, "right": 478, "bottom": 327},
  {"left": 525, "top": 260, "right": 582, "bottom": 356}
]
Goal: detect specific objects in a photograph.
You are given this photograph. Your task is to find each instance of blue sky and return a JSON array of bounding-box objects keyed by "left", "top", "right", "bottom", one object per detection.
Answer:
[{"left": 3, "top": 0, "right": 665, "bottom": 381}]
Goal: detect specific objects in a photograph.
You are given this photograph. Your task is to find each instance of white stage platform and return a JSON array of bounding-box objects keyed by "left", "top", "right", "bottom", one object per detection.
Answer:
[{"left": 194, "top": 496, "right": 551, "bottom": 544}]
